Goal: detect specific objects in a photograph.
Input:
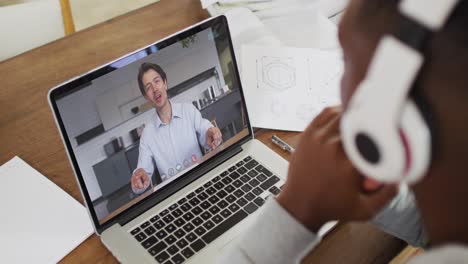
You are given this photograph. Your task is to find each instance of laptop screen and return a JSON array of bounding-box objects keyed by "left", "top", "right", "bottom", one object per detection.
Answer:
[{"left": 49, "top": 16, "right": 251, "bottom": 229}]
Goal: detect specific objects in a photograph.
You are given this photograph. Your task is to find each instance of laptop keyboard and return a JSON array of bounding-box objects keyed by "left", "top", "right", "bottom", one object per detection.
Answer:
[{"left": 129, "top": 156, "right": 284, "bottom": 264}]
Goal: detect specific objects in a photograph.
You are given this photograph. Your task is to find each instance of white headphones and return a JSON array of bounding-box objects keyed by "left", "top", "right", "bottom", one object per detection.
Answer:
[{"left": 341, "top": 0, "right": 460, "bottom": 184}]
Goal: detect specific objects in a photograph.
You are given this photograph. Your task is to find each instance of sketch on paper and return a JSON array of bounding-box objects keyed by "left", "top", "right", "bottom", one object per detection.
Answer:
[
  {"left": 307, "top": 58, "right": 341, "bottom": 92},
  {"left": 242, "top": 45, "right": 343, "bottom": 131},
  {"left": 257, "top": 56, "right": 296, "bottom": 91},
  {"left": 307, "top": 57, "right": 343, "bottom": 106}
]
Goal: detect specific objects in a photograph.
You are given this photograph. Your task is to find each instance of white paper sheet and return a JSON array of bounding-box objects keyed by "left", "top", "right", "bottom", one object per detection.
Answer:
[
  {"left": 317, "top": 0, "right": 349, "bottom": 17},
  {"left": 242, "top": 45, "right": 343, "bottom": 131},
  {"left": 0, "top": 157, "right": 93, "bottom": 264},
  {"left": 201, "top": 0, "right": 219, "bottom": 9},
  {"left": 225, "top": 7, "right": 282, "bottom": 71},
  {"left": 262, "top": 10, "right": 340, "bottom": 49}
]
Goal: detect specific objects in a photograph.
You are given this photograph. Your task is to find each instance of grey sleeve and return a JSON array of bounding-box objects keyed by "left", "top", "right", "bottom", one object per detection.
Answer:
[
  {"left": 132, "top": 131, "right": 154, "bottom": 194},
  {"left": 217, "top": 198, "right": 321, "bottom": 264},
  {"left": 371, "top": 184, "right": 429, "bottom": 247}
]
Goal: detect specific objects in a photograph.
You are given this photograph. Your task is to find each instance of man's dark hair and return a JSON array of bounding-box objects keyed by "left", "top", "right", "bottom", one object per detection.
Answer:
[{"left": 137, "top": 63, "right": 167, "bottom": 96}]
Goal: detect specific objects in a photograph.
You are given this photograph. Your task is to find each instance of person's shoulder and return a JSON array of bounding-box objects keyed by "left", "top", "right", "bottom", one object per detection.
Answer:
[
  {"left": 139, "top": 123, "right": 151, "bottom": 142},
  {"left": 140, "top": 112, "right": 157, "bottom": 140},
  {"left": 178, "top": 102, "right": 197, "bottom": 110},
  {"left": 177, "top": 102, "right": 199, "bottom": 116}
]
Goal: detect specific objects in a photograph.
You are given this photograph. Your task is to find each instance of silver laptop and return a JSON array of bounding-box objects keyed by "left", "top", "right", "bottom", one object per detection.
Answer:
[{"left": 48, "top": 16, "right": 289, "bottom": 263}]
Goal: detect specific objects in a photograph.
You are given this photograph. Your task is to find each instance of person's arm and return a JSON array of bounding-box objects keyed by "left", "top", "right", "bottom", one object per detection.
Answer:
[
  {"left": 220, "top": 186, "right": 427, "bottom": 264},
  {"left": 220, "top": 107, "right": 397, "bottom": 263},
  {"left": 131, "top": 136, "right": 154, "bottom": 194},
  {"left": 218, "top": 199, "right": 321, "bottom": 264}
]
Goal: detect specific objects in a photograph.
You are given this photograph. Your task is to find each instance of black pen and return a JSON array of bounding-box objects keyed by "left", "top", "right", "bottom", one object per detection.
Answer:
[{"left": 271, "top": 135, "right": 295, "bottom": 153}]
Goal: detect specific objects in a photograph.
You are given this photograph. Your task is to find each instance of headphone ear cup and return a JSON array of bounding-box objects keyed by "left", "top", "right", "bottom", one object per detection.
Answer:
[
  {"left": 341, "top": 104, "right": 407, "bottom": 183},
  {"left": 399, "top": 100, "right": 432, "bottom": 184},
  {"left": 341, "top": 99, "right": 431, "bottom": 184}
]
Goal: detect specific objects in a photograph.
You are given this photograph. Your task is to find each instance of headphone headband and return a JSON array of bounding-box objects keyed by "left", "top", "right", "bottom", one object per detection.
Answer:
[
  {"left": 341, "top": 0, "right": 460, "bottom": 184},
  {"left": 400, "top": 0, "right": 460, "bottom": 30}
]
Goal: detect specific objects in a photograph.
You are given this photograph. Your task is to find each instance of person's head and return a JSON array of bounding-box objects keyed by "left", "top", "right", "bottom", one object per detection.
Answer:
[
  {"left": 137, "top": 63, "right": 169, "bottom": 110},
  {"left": 340, "top": 0, "right": 468, "bottom": 245}
]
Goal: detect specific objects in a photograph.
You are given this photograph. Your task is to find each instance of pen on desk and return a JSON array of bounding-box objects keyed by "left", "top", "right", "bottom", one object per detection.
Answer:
[{"left": 271, "top": 135, "right": 295, "bottom": 153}]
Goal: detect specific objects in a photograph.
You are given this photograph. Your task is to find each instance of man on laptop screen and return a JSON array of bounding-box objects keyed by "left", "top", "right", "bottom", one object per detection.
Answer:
[
  {"left": 131, "top": 62, "right": 223, "bottom": 194},
  {"left": 52, "top": 25, "right": 248, "bottom": 224}
]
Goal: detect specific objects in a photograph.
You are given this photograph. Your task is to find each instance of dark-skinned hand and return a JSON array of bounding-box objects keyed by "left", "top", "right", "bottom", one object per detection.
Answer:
[{"left": 277, "top": 106, "right": 398, "bottom": 232}]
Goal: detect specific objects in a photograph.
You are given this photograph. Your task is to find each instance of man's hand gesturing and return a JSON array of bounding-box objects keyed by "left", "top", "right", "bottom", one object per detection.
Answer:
[
  {"left": 131, "top": 168, "right": 150, "bottom": 194},
  {"left": 206, "top": 127, "right": 222, "bottom": 150}
]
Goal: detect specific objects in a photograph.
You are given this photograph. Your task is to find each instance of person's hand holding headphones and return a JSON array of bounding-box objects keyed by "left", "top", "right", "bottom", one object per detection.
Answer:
[{"left": 277, "top": 106, "right": 398, "bottom": 232}]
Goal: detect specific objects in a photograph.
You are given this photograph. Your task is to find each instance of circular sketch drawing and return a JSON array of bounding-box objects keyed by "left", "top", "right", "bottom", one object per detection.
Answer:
[
  {"left": 257, "top": 57, "right": 296, "bottom": 91},
  {"left": 263, "top": 62, "right": 295, "bottom": 90}
]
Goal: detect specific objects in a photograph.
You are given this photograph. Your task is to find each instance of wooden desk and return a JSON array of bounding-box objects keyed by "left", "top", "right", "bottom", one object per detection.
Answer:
[{"left": 0, "top": 0, "right": 406, "bottom": 262}]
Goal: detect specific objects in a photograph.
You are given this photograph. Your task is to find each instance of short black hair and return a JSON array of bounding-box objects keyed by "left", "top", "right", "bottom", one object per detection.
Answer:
[
  {"left": 350, "top": 0, "right": 468, "bottom": 92},
  {"left": 351, "top": 0, "right": 468, "bottom": 51},
  {"left": 349, "top": 0, "right": 468, "bottom": 160},
  {"left": 137, "top": 63, "right": 167, "bottom": 96}
]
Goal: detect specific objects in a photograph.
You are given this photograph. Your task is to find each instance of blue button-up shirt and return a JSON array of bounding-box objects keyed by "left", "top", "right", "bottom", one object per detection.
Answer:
[{"left": 137, "top": 102, "right": 213, "bottom": 184}]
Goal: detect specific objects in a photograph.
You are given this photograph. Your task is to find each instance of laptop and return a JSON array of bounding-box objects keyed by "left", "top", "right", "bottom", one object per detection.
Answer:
[{"left": 48, "top": 15, "right": 289, "bottom": 263}]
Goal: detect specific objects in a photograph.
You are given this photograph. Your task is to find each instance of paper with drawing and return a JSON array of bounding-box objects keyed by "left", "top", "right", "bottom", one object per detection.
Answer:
[{"left": 241, "top": 45, "right": 343, "bottom": 131}]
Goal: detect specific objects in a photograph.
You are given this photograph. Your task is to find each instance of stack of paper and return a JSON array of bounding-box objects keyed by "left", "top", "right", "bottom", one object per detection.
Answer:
[
  {"left": 206, "top": 4, "right": 345, "bottom": 131},
  {"left": 0, "top": 157, "right": 93, "bottom": 263},
  {"left": 202, "top": 0, "right": 349, "bottom": 19},
  {"left": 224, "top": 7, "right": 282, "bottom": 65}
]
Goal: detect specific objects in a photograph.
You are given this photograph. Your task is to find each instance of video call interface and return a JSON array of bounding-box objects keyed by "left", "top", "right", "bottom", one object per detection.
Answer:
[{"left": 55, "top": 23, "right": 248, "bottom": 223}]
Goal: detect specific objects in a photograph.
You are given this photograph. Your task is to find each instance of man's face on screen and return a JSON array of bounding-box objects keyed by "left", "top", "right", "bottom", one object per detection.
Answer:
[{"left": 143, "top": 69, "right": 168, "bottom": 110}]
